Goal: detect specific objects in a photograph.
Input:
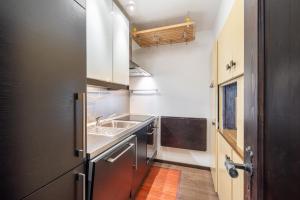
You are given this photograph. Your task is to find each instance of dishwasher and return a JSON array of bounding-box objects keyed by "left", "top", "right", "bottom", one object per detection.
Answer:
[{"left": 88, "top": 135, "right": 137, "bottom": 200}]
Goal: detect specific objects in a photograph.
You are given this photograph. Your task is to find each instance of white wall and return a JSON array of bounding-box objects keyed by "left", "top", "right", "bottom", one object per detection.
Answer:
[
  {"left": 213, "top": 0, "right": 235, "bottom": 38},
  {"left": 130, "top": 31, "right": 214, "bottom": 167}
]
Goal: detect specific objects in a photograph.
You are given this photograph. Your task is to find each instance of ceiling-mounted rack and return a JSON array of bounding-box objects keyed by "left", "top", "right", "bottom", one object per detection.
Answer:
[{"left": 132, "top": 21, "right": 196, "bottom": 48}]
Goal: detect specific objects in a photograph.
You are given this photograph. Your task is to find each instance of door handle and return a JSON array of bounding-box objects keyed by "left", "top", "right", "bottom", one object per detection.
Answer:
[
  {"left": 224, "top": 147, "right": 254, "bottom": 178},
  {"left": 77, "top": 173, "right": 86, "bottom": 200},
  {"left": 106, "top": 143, "right": 135, "bottom": 163},
  {"left": 147, "top": 131, "right": 154, "bottom": 135},
  {"left": 75, "top": 92, "right": 86, "bottom": 159}
]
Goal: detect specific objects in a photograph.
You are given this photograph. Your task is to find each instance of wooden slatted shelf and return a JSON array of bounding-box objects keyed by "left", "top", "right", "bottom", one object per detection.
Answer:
[{"left": 132, "top": 22, "right": 196, "bottom": 48}]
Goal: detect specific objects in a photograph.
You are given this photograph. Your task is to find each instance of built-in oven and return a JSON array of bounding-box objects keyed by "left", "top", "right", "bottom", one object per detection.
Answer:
[{"left": 147, "top": 117, "right": 158, "bottom": 165}]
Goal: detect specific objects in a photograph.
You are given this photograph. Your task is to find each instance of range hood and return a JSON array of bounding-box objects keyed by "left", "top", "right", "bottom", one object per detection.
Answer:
[{"left": 130, "top": 61, "right": 152, "bottom": 77}]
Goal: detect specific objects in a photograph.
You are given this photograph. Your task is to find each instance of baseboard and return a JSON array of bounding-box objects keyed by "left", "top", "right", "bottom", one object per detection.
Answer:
[{"left": 153, "top": 159, "right": 210, "bottom": 171}]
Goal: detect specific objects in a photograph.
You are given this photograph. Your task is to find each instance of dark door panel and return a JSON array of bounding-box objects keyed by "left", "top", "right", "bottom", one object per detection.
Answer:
[
  {"left": 0, "top": 0, "right": 86, "bottom": 199},
  {"left": 23, "top": 164, "right": 85, "bottom": 200},
  {"left": 132, "top": 127, "right": 148, "bottom": 197},
  {"left": 90, "top": 137, "right": 135, "bottom": 200}
]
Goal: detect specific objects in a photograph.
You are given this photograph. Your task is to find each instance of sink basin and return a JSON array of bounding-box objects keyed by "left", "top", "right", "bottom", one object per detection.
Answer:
[
  {"left": 88, "top": 127, "right": 125, "bottom": 137},
  {"left": 87, "top": 120, "right": 140, "bottom": 138},
  {"left": 101, "top": 120, "right": 140, "bottom": 129}
]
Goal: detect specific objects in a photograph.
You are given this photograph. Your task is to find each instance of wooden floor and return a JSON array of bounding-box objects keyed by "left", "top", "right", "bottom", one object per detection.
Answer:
[{"left": 150, "top": 162, "right": 219, "bottom": 200}]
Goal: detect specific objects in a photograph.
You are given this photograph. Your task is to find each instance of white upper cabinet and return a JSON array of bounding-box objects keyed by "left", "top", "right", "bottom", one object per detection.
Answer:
[
  {"left": 87, "top": 0, "right": 113, "bottom": 82},
  {"left": 87, "top": 0, "right": 130, "bottom": 85},
  {"left": 112, "top": 3, "right": 129, "bottom": 85}
]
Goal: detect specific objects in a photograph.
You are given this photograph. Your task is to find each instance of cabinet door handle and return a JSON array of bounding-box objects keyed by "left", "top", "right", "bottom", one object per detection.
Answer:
[
  {"left": 230, "top": 60, "right": 236, "bottom": 68},
  {"left": 106, "top": 143, "right": 135, "bottom": 163},
  {"left": 226, "top": 64, "right": 231, "bottom": 70},
  {"left": 77, "top": 173, "right": 86, "bottom": 200},
  {"left": 75, "top": 92, "right": 86, "bottom": 159}
]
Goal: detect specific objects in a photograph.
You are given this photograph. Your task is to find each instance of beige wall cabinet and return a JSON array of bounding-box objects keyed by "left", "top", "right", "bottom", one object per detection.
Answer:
[
  {"left": 230, "top": 0, "right": 244, "bottom": 79},
  {"left": 218, "top": 0, "right": 244, "bottom": 84},
  {"left": 218, "top": 21, "right": 233, "bottom": 84},
  {"left": 87, "top": 0, "right": 129, "bottom": 85}
]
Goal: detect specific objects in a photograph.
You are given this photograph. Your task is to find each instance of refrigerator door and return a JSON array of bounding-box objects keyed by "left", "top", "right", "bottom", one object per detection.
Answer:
[
  {"left": 0, "top": 0, "right": 86, "bottom": 199},
  {"left": 23, "top": 164, "right": 86, "bottom": 200}
]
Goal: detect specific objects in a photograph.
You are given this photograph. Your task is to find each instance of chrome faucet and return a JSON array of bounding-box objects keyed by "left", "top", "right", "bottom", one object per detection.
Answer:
[{"left": 96, "top": 116, "right": 104, "bottom": 126}]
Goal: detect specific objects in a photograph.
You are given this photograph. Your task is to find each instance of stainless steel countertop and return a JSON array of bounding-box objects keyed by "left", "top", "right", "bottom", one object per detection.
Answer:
[{"left": 87, "top": 115, "right": 156, "bottom": 159}]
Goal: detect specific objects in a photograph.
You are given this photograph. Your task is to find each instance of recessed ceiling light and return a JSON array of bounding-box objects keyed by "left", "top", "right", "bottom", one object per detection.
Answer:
[{"left": 126, "top": 0, "right": 136, "bottom": 12}]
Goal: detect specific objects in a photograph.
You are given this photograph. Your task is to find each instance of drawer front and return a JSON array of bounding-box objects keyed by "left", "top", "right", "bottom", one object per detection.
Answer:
[{"left": 24, "top": 164, "right": 85, "bottom": 200}]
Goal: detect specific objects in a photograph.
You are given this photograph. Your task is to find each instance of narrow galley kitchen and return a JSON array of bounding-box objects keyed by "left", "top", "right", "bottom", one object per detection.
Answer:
[
  {"left": 0, "top": 0, "right": 246, "bottom": 200},
  {"left": 86, "top": 0, "right": 245, "bottom": 200},
  {"left": 3, "top": 0, "right": 300, "bottom": 199}
]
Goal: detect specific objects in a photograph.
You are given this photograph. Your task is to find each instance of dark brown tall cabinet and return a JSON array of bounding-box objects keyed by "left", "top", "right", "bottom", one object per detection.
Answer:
[
  {"left": 245, "top": 0, "right": 300, "bottom": 199},
  {"left": 0, "top": 0, "right": 86, "bottom": 199}
]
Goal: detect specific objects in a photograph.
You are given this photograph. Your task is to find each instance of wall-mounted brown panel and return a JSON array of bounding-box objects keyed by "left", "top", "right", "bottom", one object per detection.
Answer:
[{"left": 161, "top": 116, "right": 207, "bottom": 151}]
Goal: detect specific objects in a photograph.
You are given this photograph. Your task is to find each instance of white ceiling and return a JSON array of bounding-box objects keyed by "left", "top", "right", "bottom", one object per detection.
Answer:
[{"left": 118, "top": 0, "right": 221, "bottom": 32}]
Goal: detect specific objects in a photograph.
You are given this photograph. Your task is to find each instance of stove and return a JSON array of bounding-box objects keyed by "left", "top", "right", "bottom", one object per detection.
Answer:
[{"left": 116, "top": 115, "right": 153, "bottom": 122}]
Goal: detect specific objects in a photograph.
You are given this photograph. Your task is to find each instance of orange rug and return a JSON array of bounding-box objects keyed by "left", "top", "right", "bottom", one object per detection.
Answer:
[{"left": 136, "top": 166, "right": 181, "bottom": 200}]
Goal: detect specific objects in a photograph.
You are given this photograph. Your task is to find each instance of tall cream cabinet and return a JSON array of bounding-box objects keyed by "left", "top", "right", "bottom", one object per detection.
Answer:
[
  {"left": 210, "top": 42, "right": 219, "bottom": 192},
  {"left": 218, "top": 0, "right": 244, "bottom": 84},
  {"left": 87, "top": 0, "right": 129, "bottom": 85},
  {"left": 211, "top": 0, "right": 245, "bottom": 199}
]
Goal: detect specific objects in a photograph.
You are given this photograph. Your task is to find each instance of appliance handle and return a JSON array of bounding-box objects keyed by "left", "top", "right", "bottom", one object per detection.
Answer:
[
  {"left": 147, "top": 131, "right": 154, "bottom": 135},
  {"left": 106, "top": 143, "right": 135, "bottom": 163},
  {"left": 77, "top": 173, "right": 86, "bottom": 200},
  {"left": 82, "top": 92, "right": 86, "bottom": 159},
  {"left": 91, "top": 135, "right": 136, "bottom": 162},
  {"left": 147, "top": 127, "right": 157, "bottom": 136},
  {"left": 75, "top": 92, "right": 86, "bottom": 159},
  {"left": 135, "top": 136, "right": 138, "bottom": 170}
]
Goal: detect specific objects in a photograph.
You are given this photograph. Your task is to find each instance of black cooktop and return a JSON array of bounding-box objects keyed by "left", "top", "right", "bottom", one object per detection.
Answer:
[{"left": 116, "top": 115, "right": 153, "bottom": 122}]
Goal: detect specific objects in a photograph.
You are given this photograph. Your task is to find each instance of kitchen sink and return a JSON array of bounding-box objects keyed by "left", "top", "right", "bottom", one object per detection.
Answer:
[
  {"left": 87, "top": 120, "right": 140, "bottom": 137},
  {"left": 101, "top": 120, "right": 140, "bottom": 129}
]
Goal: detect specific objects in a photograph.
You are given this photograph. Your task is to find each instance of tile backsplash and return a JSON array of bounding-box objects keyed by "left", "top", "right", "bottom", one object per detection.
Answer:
[{"left": 87, "top": 86, "right": 130, "bottom": 123}]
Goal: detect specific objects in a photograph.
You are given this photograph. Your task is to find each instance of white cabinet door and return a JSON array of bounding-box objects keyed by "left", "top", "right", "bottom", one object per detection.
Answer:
[
  {"left": 87, "top": 0, "right": 113, "bottom": 82},
  {"left": 112, "top": 3, "right": 129, "bottom": 85}
]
